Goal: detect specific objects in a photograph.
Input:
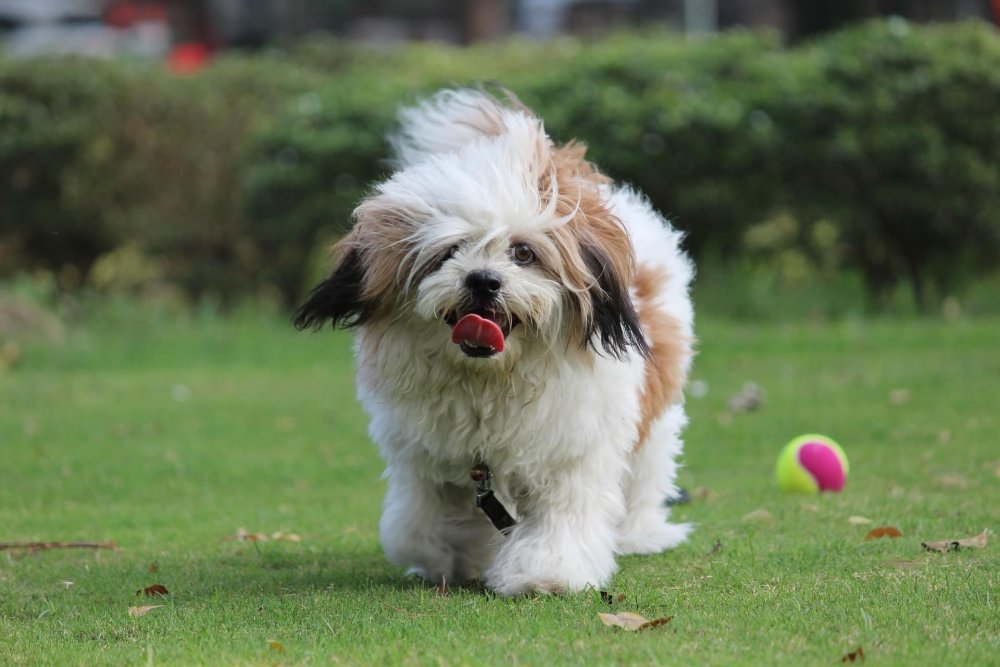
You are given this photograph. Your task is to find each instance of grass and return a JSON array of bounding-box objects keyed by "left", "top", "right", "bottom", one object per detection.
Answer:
[{"left": 1, "top": 308, "right": 997, "bottom": 665}]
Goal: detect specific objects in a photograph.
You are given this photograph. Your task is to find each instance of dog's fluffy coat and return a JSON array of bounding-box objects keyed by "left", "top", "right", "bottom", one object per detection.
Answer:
[{"left": 296, "top": 88, "right": 695, "bottom": 595}]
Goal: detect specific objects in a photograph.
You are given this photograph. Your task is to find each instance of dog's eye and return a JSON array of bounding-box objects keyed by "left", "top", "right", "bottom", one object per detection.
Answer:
[
  {"left": 446, "top": 244, "right": 460, "bottom": 259},
  {"left": 509, "top": 242, "right": 535, "bottom": 265}
]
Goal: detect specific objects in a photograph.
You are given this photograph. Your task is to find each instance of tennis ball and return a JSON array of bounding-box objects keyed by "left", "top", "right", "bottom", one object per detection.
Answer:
[{"left": 776, "top": 434, "right": 849, "bottom": 493}]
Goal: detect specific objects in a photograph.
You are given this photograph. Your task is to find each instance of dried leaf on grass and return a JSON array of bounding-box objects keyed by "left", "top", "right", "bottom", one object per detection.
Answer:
[
  {"left": 742, "top": 508, "right": 775, "bottom": 523},
  {"left": 921, "top": 529, "right": 989, "bottom": 553},
  {"left": 865, "top": 526, "right": 903, "bottom": 540},
  {"left": 224, "top": 528, "right": 302, "bottom": 543},
  {"left": 0, "top": 541, "right": 118, "bottom": 552},
  {"left": 848, "top": 516, "right": 873, "bottom": 526},
  {"left": 271, "top": 531, "right": 302, "bottom": 542},
  {"left": 136, "top": 584, "right": 169, "bottom": 596},
  {"left": 599, "top": 611, "right": 673, "bottom": 632},
  {"left": 936, "top": 474, "right": 971, "bottom": 489},
  {"left": 841, "top": 645, "right": 865, "bottom": 662},
  {"left": 268, "top": 641, "right": 285, "bottom": 652},
  {"left": 225, "top": 528, "right": 268, "bottom": 542},
  {"left": 727, "top": 382, "right": 765, "bottom": 412},
  {"left": 148, "top": 562, "right": 159, "bottom": 573},
  {"left": 693, "top": 487, "right": 719, "bottom": 502},
  {"left": 888, "top": 388, "right": 911, "bottom": 405},
  {"left": 128, "top": 605, "right": 162, "bottom": 617}
]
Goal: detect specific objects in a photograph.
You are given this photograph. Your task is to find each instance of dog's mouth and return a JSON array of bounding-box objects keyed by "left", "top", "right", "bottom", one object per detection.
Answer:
[{"left": 445, "top": 308, "right": 520, "bottom": 358}]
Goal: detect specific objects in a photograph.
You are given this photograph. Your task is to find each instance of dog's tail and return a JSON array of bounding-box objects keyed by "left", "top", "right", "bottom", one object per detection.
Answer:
[{"left": 388, "top": 87, "right": 535, "bottom": 168}]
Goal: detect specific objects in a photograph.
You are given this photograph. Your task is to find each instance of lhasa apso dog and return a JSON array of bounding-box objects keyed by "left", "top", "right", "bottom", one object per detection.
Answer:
[{"left": 295, "top": 88, "right": 694, "bottom": 595}]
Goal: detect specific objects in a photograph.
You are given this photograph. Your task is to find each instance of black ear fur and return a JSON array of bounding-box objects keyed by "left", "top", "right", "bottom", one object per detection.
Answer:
[
  {"left": 293, "top": 248, "right": 373, "bottom": 330},
  {"left": 580, "top": 244, "right": 650, "bottom": 360}
]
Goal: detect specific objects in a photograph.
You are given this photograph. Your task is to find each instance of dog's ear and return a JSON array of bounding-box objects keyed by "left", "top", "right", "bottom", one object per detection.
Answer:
[
  {"left": 293, "top": 246, "right": 373, "bottom": 331},
  {"left": 580, "top": 242, "right": 650, "bottom": 360}
]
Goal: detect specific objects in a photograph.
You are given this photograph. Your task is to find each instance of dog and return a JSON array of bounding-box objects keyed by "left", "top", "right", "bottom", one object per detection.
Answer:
[{"left": 295, "top": 88, "right": 695, "bottom": 596}]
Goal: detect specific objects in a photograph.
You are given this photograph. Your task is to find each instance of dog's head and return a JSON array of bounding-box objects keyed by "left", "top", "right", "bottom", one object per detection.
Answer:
[{"left": 294, "top": 88, "right": 648, "bottom": 363}]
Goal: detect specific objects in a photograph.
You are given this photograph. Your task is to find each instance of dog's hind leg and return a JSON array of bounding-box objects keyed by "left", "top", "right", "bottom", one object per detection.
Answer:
[{"left": 616, "top": 404, "right": 692, "bottom": 555}]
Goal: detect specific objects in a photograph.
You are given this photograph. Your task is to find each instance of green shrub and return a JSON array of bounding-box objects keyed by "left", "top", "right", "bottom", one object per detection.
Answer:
[
  {"left": 244, "top": 31, "right": 791, "bottom": 271},
  {"left": 0, "top": 58, "right": 125, "bottom": 280},
  {"left": 771, "top": 20, "right": 1000, "bottom": 309},
  {"left": 83, "top": 56, "right": 323, "bottom": 302},
  {"left": 1, "top": 55, "right": 323, "bottom": 302},
  {"left": 510, "top": 30, "right": 791, "bottom": 256},
  {"left": 3, "top": 21, "right": 999, "bottom": 313}
]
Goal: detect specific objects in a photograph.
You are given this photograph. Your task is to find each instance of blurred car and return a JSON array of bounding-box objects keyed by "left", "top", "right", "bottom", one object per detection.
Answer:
[{"left": 0, "top": 0, "right": 169, "bottom": 58}]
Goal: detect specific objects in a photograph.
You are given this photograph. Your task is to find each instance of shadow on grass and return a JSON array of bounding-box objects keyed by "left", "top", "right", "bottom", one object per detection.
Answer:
[
  {"left": 177, "top": 545, "right": 415, "bottom": 595},
  {"left": 172, "top": 545, "right": 498, "bottom": 599}
]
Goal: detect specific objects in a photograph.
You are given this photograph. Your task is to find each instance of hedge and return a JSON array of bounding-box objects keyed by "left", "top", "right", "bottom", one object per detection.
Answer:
[{"left": 1, "top": 20, "right": 998, "bottom": 311}]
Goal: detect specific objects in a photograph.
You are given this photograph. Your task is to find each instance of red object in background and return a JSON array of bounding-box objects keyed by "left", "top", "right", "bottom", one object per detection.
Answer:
[
  {"left": 106, "top": 1, "right": 167, "bottom": 28},
  {"left": 993, "top": 0, "right": 1000, "bottom": 25},
  {"left": 168, "top": 43, "right": 210, "bottom": 74}
]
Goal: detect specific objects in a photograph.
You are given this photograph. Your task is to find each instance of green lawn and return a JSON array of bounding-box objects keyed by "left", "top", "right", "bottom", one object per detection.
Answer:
[{"left": 1, "top": 311, "right": 997, "bottom": 665}]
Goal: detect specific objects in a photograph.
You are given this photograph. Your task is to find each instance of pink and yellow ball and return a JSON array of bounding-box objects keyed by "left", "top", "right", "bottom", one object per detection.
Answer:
[{"left": 776, "top": 434, "right": 849, "bottom": 493}]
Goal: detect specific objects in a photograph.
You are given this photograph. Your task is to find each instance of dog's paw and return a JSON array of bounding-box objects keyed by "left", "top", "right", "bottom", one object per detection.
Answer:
[
  {"left": 484, "top": 572, "right": 568, "bottom": 597},
  {"left": 616, "top": 520, "right": 692, "bottom": 555},
  {"left": 483, "top": 533, "right": 617, "bottom": 596}
]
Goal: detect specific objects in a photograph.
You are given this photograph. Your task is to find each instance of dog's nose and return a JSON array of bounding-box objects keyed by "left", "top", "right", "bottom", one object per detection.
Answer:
[{"left": 465, "top": 270, "right": 502, "bottom": 299}]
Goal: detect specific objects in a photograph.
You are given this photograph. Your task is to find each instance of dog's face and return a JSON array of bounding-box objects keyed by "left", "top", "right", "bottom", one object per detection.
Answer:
[{"left": 294, "top": 97, "right": 649, "bottom": 364}]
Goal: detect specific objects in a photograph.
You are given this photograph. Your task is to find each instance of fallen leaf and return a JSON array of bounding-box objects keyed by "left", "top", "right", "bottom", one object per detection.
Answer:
[
  {"left": 727, "top": 382, "right": 765, "bottom": 412},
  {"left": 888, "top": 388, "right": 911, "bottom": 405},
  {"left": 1, "top": 341, "right": 21, "bottom": 369},
  {"left": 271, "top": 531, "right": 302, "bottom": 542},
  {"left": 840, "top": 645, "right": 865, "bottom": 662},
  {"left": 225, "top": 528, "right": 268, "bottom": 542},
  {"left": 268, "top": 641, "right": 285, "bottom": 652},
  {"left": 148, "top": 562, "right": 159, "bottom": 573},
  {"left": 136, "top": 584, "right": 169, "bottom": 597},
  {"left": 693, "top": 487, "right": 719, "bottom": 502},
  {"left": 865, "top": 526, "right": 903, "bottom": 540},
  {"left": 742, "top": 508, "right": 775, "bottom": 523},
  {"left": 921, "top": 529, "right": 989, "bottom": 553},
  {"left": 849, "top": 516, "right": 873, "bottom": 526},
  {"left": 936, "top": 474, "right": 970, "bottom": 489},
  {"left": 599, "top": 611, "right": 674, "bottom": 632},
  {"left": 0, "top": 541, "right": 118, "bottom": 552},
  {"left": 128, "top": 605, "right": 162, "bottom": 617}
]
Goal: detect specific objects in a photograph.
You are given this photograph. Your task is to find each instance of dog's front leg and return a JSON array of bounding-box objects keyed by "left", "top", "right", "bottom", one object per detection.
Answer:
[
  {"left": 379, "top": 465, "right": 498, "bottom": 586},
  {"left": 483, "top": 455, "right": 626, "bottom": 596}
]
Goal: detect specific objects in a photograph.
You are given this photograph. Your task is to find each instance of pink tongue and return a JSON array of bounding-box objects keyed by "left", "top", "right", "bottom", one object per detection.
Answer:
[{"left": 450, "top": 314, "right": 505, "bottom": 352}]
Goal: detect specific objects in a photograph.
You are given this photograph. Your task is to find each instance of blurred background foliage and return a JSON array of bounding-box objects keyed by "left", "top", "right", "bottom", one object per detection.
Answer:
[{"left": 1, "top": 19, "right": 999, "bottom": 321}]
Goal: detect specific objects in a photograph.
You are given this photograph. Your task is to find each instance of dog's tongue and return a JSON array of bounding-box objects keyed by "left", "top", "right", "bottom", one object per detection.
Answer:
[{"left": 450, "top": 314, "right": 505, "bottom": 352}]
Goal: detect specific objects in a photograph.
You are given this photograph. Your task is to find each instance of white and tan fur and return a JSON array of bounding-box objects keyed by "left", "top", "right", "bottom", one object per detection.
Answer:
[{"left": 295, "top": 88, "right": 695, "bottom": 596}]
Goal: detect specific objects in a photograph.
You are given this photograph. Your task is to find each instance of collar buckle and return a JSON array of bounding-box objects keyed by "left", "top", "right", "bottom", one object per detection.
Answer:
[{"left": 470, "top": 461, "right": 516, "bottom": 532}]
